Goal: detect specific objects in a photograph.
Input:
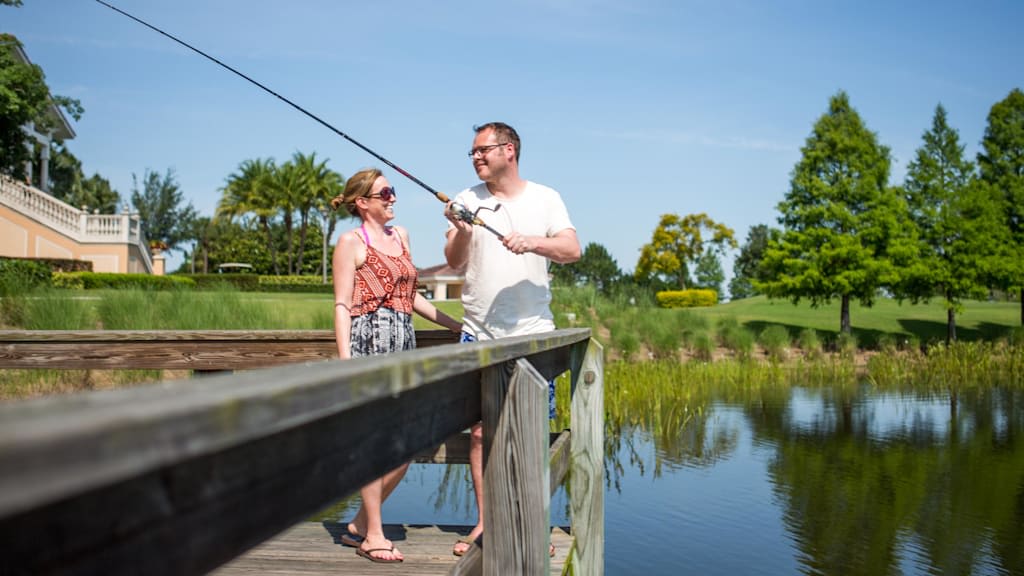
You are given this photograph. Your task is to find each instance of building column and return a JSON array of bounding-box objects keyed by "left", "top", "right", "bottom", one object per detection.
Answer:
[
  {"left": 151, "top": 251, "right": 166, "bottom": 276},
  {"left": 23, "top": 140, "right": 33, "bottom": 185},
  {"left": 38, "top": 139, "right": 50, "bottom": 192}
]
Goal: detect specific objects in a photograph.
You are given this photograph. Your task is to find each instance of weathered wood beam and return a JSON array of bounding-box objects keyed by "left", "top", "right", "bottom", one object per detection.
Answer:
[
  {"left": 415, "top": 430, "right": 570, "bottom": 479},
  {"left": 571, "top": 339, "right": 605, "bottom": 575},
  {"left": 482, "top": 359, "right": 550, "bottom": 576},
  {"left": 0, "top": 329, "right": 459, "bottom": 370}
]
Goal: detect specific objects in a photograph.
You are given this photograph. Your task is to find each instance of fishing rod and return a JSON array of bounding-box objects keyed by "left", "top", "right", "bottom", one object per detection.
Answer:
[{"left": 92, "top": 0, "right": 504, "bottom": 240}]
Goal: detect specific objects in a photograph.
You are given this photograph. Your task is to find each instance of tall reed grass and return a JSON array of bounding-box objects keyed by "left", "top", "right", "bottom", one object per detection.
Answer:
[
  {"left": 0, "top": 368, "right": 179, "bottom": 400},
  {"left": 96, "top": 288, "right": 280, "bottom": 329},
  {"left": 17, "top": 290, "right": 97, "bottom": 329},
  {"left": 1, "top": 287, "right": 331, "bottom": 399},
  {"left": 759, "top": 325, "right": 792, "bottom": 363},
  {"left": 866, "top": 341, "right": 1024, "bottom": 391}
]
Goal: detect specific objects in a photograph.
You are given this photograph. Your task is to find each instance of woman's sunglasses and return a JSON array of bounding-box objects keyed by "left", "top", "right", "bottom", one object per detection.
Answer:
[{"left": 367, "top": 186, "right": 397, "bottom": 202}]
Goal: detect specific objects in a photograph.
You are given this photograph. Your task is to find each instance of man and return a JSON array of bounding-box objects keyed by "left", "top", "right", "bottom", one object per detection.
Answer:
[{"left": 443, "top": 122, "right": 581, "bottom": 556}]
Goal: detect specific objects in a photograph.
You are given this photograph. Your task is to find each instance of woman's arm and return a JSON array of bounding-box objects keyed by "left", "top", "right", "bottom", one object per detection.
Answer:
[
  {"left": 398, "top": 226, "right": 462, "bottom": 334},
  {"left": 412, "top": 293, "right": 462, "bottom": 333},
  {"left": 332, "top": 231, "right": 362, "bottom": 359}
]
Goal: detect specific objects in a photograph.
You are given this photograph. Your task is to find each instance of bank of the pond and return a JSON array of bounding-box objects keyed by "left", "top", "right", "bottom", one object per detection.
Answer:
[
  {"left": 4, "top": 335, "right": 1022, "bottom": 402},
  {"left": 2, "top": 287, "right": 1022, "bottom": 400}
]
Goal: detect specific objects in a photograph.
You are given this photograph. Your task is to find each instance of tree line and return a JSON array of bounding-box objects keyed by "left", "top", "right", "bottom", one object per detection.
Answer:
[
  {"left": 756, "top": 89, "right": 1023, "bottom": 340},
  {"left": 555, "top": 89, "right": 1024, "bottom": 341}
]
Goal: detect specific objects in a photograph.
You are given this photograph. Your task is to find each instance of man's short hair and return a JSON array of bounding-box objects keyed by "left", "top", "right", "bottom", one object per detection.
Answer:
[{"left": 473, "top": 122, "right": 520, "bottom": 162}]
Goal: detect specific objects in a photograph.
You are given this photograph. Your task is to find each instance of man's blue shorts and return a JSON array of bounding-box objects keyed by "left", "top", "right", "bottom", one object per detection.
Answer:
[{"left": 461, "top": 331, "right": 556, "bottom": 420}]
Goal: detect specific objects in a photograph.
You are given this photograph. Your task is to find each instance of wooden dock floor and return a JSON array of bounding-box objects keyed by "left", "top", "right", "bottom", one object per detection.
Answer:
[{"left": 211, "top": 522, "right": 573, "bottom": 575}]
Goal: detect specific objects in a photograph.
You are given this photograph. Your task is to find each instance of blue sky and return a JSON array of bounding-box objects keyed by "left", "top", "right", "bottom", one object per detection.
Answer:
[{"left": 6, "top": 1, "right": 1022, "bottom": 282}]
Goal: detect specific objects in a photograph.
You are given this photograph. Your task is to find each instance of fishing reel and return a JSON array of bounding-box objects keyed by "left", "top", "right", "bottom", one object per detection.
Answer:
[
  {"left": 448, "top": 203, "right": 479, "bottom": 225},
  {"left": 447, "top": 202, "right": 505, "bottom": 240}
]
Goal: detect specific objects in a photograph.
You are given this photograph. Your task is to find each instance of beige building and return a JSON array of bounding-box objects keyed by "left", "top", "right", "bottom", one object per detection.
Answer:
[
  {"left": 0, "top": 175, "right": 156, "bottom": 274},
  {"left": 417, "top": 262, "right": 466, "bottom": 300}
]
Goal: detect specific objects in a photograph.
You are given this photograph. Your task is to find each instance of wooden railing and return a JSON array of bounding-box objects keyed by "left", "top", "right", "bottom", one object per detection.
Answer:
[
  {"left": 0, "top": 329, "right": 457, "bottom": 371},
  {"left": 0, "top": 329, "right": 604, "bottom": 576}
]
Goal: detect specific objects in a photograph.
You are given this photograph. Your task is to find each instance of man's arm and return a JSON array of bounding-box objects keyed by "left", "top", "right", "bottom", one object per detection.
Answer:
[{"left": 503, "top": 228, "right": 581, "bottom": 263}]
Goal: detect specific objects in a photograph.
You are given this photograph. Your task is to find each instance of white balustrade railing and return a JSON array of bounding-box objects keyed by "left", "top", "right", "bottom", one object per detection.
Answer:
[
  {"left": 0, "top": 173, "right": 80, "bottom": 231},
  {"left": 1, "top": 174, "right": 153, "bottom": 272},
  {"left": 136, "top": 225, "right": 153, "bottom": 273}
]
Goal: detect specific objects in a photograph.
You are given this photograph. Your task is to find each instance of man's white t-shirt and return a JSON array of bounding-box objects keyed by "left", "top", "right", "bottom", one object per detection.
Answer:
[{"left": 449, "top": 181, "right": 574, "bottom": 339}]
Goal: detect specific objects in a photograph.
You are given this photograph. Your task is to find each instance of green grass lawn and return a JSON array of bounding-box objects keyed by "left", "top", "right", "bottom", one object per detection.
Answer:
[
  {"left": 5, "top": 290, "right": 467, "bottom": 331},
  {"left": 234, "top": 293, "right": 465, "bottom": 330},
  {"left": 7, "top": 288, "right": 1019, "bottom": 348},
  {"left": 692, "top": 295, "right": 1020, "bottom": 346}
]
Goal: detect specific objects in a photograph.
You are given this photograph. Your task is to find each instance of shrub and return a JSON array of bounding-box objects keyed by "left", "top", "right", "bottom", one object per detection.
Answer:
[
  {"left": 716, "top": 316, "right": 741, "bottom": 344},
  {"left": 51, "top": 272, "right": 83, "bottom": 289},
  {"left": 759, "top": 325, "right": 791, "bottom": 362},
  {"left": 612, "top": 330, "right": 639, "bottom": 361},
  {"left": 679, "top": 314, "right": 709, "bottom": 349},
  {"left": 797, "top": 328, "right": 822, "bottom": 359},
  {"left": 725, "top": 328, "right": 755, "bottom": 360},
  {"left": 36, "top": 257, "right": 92, "bottom": 272},
  {"left": 876, "top": 333, "right": 898, "bottom": 353},
  {"left": 836, "top": 332, "right": 858, "bottom": 358},
  {"left": 648, "top": 321, "right": 682, "bottom": 359},
  {"left": 1004, "top": 326, "right": 1024, "bottom": 347},
  {"left": 691, "top": 331, "right": 715, "bottom": 362},
  {"left": 903, "top": 335, "right": 921, "bottom": 353},
  {"left": 258, "top": 275, "right": 334, "bottom": 293},
  {"left": 655, "top": 289, "right": 717, "bottom": 308},
  {"left": 0, "top": 258, "right": 53, "bottom": 294},
  {"left": 717, "top": 317, "right": 755, "bottom": 360},
  {"left": 608, "top": 282, "right": 655, "bottom": 308},
  {"left": 52, "top": 272, "right": 195, "bottom": 290},
  {"left": 552, "top": 284, "right": 597, "bottom": 315},
  {"left": 177, "top": 273, "right": 259, "bottom": 291},
  {"left": 0, "top": 259, "right": 55, "bottom": 326}
]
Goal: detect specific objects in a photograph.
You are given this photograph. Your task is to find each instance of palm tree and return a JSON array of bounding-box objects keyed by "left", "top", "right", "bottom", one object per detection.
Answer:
[
  {"left": 218, "top": 158, "right": 280, "bottom": 275},
  {"left": 289, "top": 151, "right": 347, "bottom": 275},
  {"left": 269, "top": 160, "right": 303, "bottom": 274}
]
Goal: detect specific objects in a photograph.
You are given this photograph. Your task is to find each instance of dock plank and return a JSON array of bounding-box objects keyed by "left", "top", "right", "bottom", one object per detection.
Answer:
[{"left": 212, "top": 522, "right": 572, "bottom": 576}]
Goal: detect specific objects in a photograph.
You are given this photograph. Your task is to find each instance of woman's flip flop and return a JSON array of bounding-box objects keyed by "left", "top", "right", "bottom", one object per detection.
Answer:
[{"left": 356, "top": 546, "right": 402, "bottom": 563}]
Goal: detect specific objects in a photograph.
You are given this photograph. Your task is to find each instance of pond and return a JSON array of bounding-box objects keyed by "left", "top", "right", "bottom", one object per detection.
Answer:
[{"left": 323, "top": 381, "right": 1024, "bottom": 575}]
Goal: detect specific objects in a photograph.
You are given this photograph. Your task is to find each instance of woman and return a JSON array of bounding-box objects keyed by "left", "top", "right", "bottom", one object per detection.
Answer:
[{"left": 331, "top": 168, "right": 462, "bottom": 563}]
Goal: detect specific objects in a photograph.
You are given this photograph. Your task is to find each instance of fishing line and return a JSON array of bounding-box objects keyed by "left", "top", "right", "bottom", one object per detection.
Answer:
[{"left": 93, "top": 0, "right": 503, "bottom": 239}]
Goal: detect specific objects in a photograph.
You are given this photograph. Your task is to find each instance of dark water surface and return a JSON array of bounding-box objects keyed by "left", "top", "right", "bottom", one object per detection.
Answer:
[{"left": 328, "top": 384, "right": 1024, "bottom": 575}]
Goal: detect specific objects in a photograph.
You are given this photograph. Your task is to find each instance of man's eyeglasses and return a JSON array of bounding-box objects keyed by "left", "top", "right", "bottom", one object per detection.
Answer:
[
  {"left": 467, "top": 142, "right": 509, "bottom": 158},
  {"left": 367, "top": 186, "right": 397, "bottom": 202}
]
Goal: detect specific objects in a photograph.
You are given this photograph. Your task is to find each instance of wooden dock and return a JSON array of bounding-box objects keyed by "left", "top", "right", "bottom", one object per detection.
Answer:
[
  {"left": 0, "top": 329, "right": 603, "bottom": 575},
  {"left": 212, "top": 522, "right": 573, "bottom": 575}
]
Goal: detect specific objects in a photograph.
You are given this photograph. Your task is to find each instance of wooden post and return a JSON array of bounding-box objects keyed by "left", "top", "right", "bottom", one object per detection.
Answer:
[
  {"left": 481, "top": 358, "right": 550, "bottom": 575},
  {"left": 571, "top": 339, "right": 605, "bottom": 575}
]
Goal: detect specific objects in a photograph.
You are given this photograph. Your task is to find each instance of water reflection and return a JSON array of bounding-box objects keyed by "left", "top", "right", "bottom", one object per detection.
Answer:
[
  {"left": 312, "top": 372, "right": 1023, "bottom": 575},
  {"left": 607, "top": 381, "right": 1024, "bottom": 575}
]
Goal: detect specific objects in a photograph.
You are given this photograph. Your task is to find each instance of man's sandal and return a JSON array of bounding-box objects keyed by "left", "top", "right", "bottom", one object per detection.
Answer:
[{"left": 452, "top": 536, "right": 554, "bottom": 557}]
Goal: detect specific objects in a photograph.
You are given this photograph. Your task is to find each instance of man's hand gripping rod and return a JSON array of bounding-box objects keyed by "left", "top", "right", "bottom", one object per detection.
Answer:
[{"left": 441, "top": 197, "right": 505, "bottom": 240}]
